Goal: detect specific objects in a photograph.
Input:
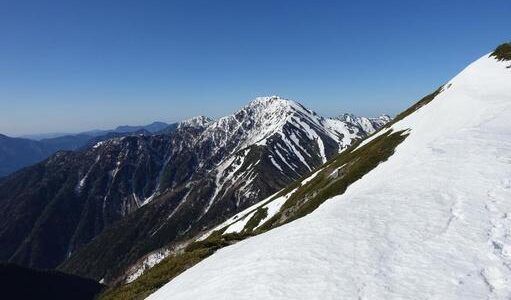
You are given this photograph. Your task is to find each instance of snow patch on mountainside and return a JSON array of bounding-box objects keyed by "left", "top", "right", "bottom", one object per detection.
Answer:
[
  {"left": 254, "top": 188, "right": 298, "bottom": 230},
  {"left": 198, "top": 164, "right": 323, "bottom": 240},
  {"left": 198, "top": 191, "right": 281, "bottom": 240},
  {"left": 148, "top": 54, "right": 511, "bottom": 299},
  {"left": 125, "top": 249, "right": 171, "bottom": 283}
]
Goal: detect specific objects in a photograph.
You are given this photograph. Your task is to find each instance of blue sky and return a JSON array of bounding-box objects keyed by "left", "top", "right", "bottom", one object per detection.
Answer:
[{"left": 1, "top": 0, "right": 510, "bottom": 136}]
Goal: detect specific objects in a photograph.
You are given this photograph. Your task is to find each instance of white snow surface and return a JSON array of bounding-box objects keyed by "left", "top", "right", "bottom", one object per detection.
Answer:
[
  {"left": 223, "top": 210, "right": 257, "bottom": 234},
  {"left": 148, "top": 54, "right": 511, "bottom": 299}
]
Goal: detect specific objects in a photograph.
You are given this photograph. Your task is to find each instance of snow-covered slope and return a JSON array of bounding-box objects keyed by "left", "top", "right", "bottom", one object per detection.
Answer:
[{"left": 148, "top": 52, "right": 511, "bottom": 299}]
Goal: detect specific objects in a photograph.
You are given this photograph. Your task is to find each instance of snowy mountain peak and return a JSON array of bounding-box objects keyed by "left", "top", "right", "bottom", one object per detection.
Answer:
[
  {"left": 243, "top": 95, "right": 310, "bottom": 115},
  {"left": 248, "top": 95, "right": 291, "bottom": 105},
  {"left": 336, "top": 112, "right": 357, "bottom": 122},
  {"left": 177, "top": 115, "right": 214, "bottom": 129},
  {"left": 336, "top": 112, "right": 389, "bottom": 123},
  {"left": 195, "top": 96, "right": 390, "bottom": 162},
  {"left": 331, "top": 113, "right": 391, "bottom": 134},
  {"left": 375, "top": 114, "right": 392, "bottom": 123}
]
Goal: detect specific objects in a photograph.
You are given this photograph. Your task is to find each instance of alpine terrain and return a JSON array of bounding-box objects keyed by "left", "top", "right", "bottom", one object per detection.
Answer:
[
  {"left": 141, "top": 45, "right": 511, "bottom": 299},
  {"left": 0, "top": 96, "right": 389, "bottom": 284}
]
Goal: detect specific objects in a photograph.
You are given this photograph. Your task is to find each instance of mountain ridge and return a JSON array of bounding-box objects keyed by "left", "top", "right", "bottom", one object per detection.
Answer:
[{"left": 53, "top": 96, "right": 389, "bottom": 283}]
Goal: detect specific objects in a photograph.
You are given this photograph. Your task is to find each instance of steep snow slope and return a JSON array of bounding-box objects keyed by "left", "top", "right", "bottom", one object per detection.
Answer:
[{"left": 148, "top": 54, "right": 511, "bottom": 299}]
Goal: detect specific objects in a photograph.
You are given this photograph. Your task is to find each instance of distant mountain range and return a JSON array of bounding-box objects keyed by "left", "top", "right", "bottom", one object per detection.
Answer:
[
  {"left": 20, "top": 121, "right": 172, "bottom": 140},
  {"left": 0, "top": 122, "right": 175, "bottom": 177}
]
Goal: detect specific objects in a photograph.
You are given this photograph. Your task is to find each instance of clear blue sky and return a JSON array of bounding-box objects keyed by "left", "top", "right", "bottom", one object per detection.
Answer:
[{"left": 1, "top": 0, "right": 510, "bottom": 136}]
